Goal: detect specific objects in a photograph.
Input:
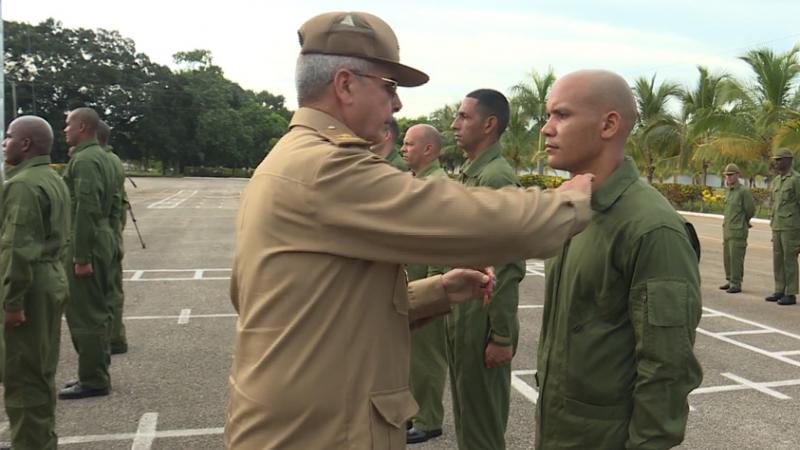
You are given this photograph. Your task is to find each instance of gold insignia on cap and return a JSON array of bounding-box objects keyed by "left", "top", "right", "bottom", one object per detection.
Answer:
[{"left": 327, "top": 125, "right": 336, "bottom": 130}]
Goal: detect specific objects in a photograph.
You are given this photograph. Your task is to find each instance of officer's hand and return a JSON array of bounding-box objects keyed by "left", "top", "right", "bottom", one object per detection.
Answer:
[
  {"left": 484, "top": 342, "right": 513, "bottom": 368},
  {"left": 557, "top": 173, "right": 595, "bottom": 196},
  {"left": 441, "top": 267, "right": 496, "bottom": 305},
  {"left": 74, "top": 262, "right": 94, "bottom": 278},
  {"left": 4, "top": 309, "right": 26, "bottom": 329}
]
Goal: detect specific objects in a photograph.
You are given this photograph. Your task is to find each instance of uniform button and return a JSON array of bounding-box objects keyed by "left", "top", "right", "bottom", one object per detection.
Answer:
[{"left": 572, "top": 324, "right": 583, "bottom": 332}]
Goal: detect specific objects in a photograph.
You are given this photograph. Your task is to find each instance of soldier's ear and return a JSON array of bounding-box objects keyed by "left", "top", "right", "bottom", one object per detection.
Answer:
[
  {"left": 600, "top": 111, "right": 621, "bottom": 139},
  {"left": 484, "top": 115, "right": 497, "bottom": 136}
]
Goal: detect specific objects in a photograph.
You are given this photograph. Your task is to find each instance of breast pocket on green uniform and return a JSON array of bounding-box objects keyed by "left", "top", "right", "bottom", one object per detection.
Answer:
[{"left": 642, "top": 279, "right": 689, "bottom": 373}]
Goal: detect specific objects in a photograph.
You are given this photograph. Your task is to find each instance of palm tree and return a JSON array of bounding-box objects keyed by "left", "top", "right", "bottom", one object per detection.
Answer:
[
  {"left": 629, "top": 75, "right": 682, "bottom": 182},
  {"left": 510, "top": 68, "right": 556, "bottom": 174},
  {"left": 700, "top": 45, "right": 800, "bottom": 174},
  {"left": 501, "top": 99, "right": 537, "bottom": 172}
]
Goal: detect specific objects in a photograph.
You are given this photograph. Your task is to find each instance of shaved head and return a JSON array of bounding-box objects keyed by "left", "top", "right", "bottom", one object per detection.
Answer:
[
  {"left": 401, "top": 124, "right": 443, "bottom": 172},
  {"left": 3, "top": 115, "right": 54, "bottom": 165},
  {"left": 554, "top": 70, "right": 638, "bottom": 136},
  {"left": 70, "top": 107, "right": 101, "bottom": 132},
  {"left": 98, "top": 120, "right": 111, "bottom": 148},
  {"left": 65, "top": 107, "right": 101, "bottom": 146}
]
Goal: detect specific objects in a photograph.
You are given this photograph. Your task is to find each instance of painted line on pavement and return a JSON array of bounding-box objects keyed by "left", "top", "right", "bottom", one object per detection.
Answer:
[
  {"left": 125, "top": 313, "right": 236, "bottom": 321},
  {"left": 519, "top": 305, "right": 544, "bottom": 309},
  {"left": 147, "top": 190, "right": 185, "bottom": 209},
  {"left": 131, "top": 412, "right": 159, "bottom": 449},
  {"left": 775, "top": 350, "right": 800, "bottom": 356},
  {"left": 717, "top": 329, "right": 775, "bottom": 336},
  {"left": 511, "top": 370, "right": 538, "bottom": 404},
  {"left": 56, "top": 426, "right": 225, "bottom": 446},
  {"left": 721, "top": 373, "right": 791, "bottom": 400},
  {"left": 178, "top": 309, "right": 192, "bottom": 324}
]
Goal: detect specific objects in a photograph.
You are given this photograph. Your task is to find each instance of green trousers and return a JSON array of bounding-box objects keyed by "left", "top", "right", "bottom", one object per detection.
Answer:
[
  {"left": 445, "top": 303, "right": 515, "bottom": 450},
  {"left": 723, "top": 237, "right": 747, "bottom": 287},
  {"left": 3, "top": 263, "right": 66, "bottom": 450},
  {"left": 409, "top": 316, "right": 447, "bottom": 431},
  {"left": 109, "top": 244, "right": 127, "bottom": 352},
  {"left": 772, "top": 230, "right": 800, "bottom": 295},
  {"left": 65, "top": 229, "right": 114, "bottom": 389}
]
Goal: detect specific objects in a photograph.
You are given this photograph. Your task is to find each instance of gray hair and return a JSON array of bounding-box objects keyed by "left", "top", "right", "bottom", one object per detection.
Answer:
[{"left": 295, "top": 54, "right": 374, "bottom": 106}]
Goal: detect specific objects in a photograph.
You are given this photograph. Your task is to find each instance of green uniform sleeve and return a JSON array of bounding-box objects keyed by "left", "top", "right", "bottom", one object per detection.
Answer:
[
  {"left": 487, "top": 260, "right": 525, "bottom": 346},
  {"left": 70, "top": 159, "right": 103, "bottom": 264},
  {"left": 626, "top": 227, "right": 703, "bottom": 449},
  {"left": 743, "top": 188, "right": 755, "bottom": 221},
  {"left": 0, "top": 183, "right": 44, "bottom": 311}
]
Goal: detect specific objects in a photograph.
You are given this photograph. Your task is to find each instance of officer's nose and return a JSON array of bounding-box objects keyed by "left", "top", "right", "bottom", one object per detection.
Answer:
[{"left": 392, "top": 94, "right": 402, "bottom": 113}]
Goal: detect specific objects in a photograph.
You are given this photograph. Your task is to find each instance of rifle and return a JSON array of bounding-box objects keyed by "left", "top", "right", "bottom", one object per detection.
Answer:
[{"left": 126, "top": 176, "right": 146, "bottom": 249}]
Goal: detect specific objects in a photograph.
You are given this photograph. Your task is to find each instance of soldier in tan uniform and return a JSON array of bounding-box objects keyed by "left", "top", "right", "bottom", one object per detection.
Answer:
[{"left": 225, "top": 11, "right": 594, "bottom": 450}]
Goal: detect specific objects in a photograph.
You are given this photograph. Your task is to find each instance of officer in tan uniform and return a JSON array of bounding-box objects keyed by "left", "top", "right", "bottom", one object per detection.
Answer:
[{"left": 226, "top": 11, "right": 594, "bottom": 450}]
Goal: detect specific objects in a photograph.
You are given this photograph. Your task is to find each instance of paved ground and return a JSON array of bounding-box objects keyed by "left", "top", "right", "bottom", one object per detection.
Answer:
[{"left": 1, "top": 176, "right": 798, "bottom": 449}]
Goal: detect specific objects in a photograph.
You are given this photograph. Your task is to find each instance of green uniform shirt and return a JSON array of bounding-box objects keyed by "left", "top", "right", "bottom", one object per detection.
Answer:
[
  {"left": 770, "top": 170, "right": 800, "bottom": 231},
  {"left": 458, "top": 143, "right": 524, "bottom": 344},
  {"left": 537, "top": 158, "right": 702, "bottom": 449},
  {"left": 105, "top": 146, "right": 128, "bottom": 235},
  {"left": 63, "top": 139, "right": 119, "bottom": 264},
  {"left": 385, "top": 147, "right": 409, "bottom": 172},
  {"left": 723, "top": 181, "right": 755, "bottom": 239},
  {"left": 1, "top": 155, "right": 71, "bottom": 311},
  {"left": 406, "top": 161, "right": 448, "bottom": 282}
]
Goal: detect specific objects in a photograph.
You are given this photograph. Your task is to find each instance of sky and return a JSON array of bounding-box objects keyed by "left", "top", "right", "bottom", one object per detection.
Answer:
[{"left": 5, "top": 0, "right": 800, "bottom": 118}]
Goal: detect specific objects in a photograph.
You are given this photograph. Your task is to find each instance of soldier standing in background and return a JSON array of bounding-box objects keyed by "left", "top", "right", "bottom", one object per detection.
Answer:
[
  {"left": 767, "top": 148, "right": 800, "bottom": 306},
  {"left": 719, "top": 163, "right": 755, "bottom": 294}
]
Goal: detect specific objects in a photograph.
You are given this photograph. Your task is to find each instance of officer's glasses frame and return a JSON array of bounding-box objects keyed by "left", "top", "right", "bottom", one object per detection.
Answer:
[{"left": 351, "top": 71, "right": 399, "bottom": 96}]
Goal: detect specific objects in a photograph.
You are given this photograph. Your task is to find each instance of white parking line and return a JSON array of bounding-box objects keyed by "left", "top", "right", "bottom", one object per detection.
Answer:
[
  {"left": 717, "top": 329, "right": 775, "bottom": 336},
  {"left": 721, "top": 373, "right": 792, "bottom": 400},
  {"left": 125, "top": 313, "right": 236, "bottom": 321},
  {"left": 511, "top": 370, "right": 538, "bottom": 404},
  {"left": 56, "top": 426, "right": 225, "bottom": 446},
  {"left": 131, "top": 412, "right": 159, "bottom": 450},
  {"left": 147, "top": 190, "right": 185, "bottom": 209},
  {"left": 519, "top": 305, "right": 544, "bottom": 309},
  {"left": 178, "top": 309, "right": 192, "bottom": 324}
]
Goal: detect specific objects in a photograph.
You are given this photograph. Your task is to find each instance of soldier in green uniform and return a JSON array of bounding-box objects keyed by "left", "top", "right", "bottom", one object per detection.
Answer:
[
  {"left": 447, "top": 89, "right": 525, "bottom": 450},
  {"left": 1, "top": 116, "right": 71, "bottom": 450},
  {"left": 536, "top": 70, "right": 702, "bottom": 449},
  {"left": 59, "top": 107, "right": 120, "bottom": 399},
  {"left": 372, "top": 118, "right": 409, "bottom": 171},
  {"left": 401, "top": 124, "right": 449, "bottom": 444},
  {"left": 98, "top": 121, "right": 129, "bottom": 353},
  {"left": 719, "top": 163, "right": 755, "bottom": 294},
  {"left": 767, "top": 148, "right": 800, "bottom": 306}
]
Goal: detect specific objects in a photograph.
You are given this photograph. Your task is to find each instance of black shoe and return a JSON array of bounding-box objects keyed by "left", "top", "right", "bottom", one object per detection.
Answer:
[
  {"left": 406, "top": 427, "right": 443, "bottom": 444},
  {"left": 63, "top": 379, "right": 79, "bottom": 389},
  {"left": 111, "top": 345, "right": 128, "bottom": 355},
  {"left": 778, "top": 295, "right": 796, "bottom": 305},
  {"left": 766, "top": 292, "right": 784, "bottom": 302},
  {"left": 719, "top": 283, "right": 730, "bottom": 290},
  {"left": 58, "top": 383, "right": 109, "bottom": 400},
  {"left": 726, "top": 286, "right": 742, "bottom": 294}
]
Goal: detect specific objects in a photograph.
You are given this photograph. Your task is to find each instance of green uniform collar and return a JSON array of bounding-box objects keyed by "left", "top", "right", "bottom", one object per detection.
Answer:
[
  {"left": 591, "top": 157, "right": 640, "bottom": 212},
  {"left": 727, "top": 181, "right": 741, "bottom": 191},
  {"left": 386, "top": 146, "right": 401, "bottom": 161},
  {"left": 461, "top": 142, "right": 501, "bottom": 178},
  {"left": 71, "top": 138, "right": 100, "bottom": 155},
  {"left": 415, "top": 160, "right": 442, "bottom": 178},
  {"left": 8, "top": 154, "right": 52, "bottom": 177}
]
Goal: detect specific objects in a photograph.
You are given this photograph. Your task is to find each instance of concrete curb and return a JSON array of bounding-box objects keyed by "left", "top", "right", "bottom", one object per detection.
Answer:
[{"left": 679, "top": 211, "right": 770, "bottom": 225}]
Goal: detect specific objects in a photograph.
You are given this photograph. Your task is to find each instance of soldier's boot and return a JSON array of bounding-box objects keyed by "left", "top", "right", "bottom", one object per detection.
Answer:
[
  {"left": 726, "top": 285, "right": 742, "bottom": 294},
  {"left": 765, "top": 292, "right": 784, "bottom": 302},
  {"left": 777, "top": 295, "right": 796, "bottom": 305},
  {"left": 719, "top": 283, "right": 730, "bottom": 290}
]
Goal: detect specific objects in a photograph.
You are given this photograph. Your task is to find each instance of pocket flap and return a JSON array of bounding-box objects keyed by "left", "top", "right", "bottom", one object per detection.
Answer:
[
  {"left": 370, "top": 388, "right": 418, "bottom": 429},
  {"left": 646, "top": 280, "right": 687, "bottom": 327}
]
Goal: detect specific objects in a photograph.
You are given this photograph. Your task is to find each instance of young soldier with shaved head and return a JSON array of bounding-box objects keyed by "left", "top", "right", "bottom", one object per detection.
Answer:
[
  {"left": 2, "top": 115, "right": 71, "bottom": 449},
  {"left": 401, "top": 124, "right": 448, "bottom": 444},
  {"left": 536, "top": 70, "right": 703, "bottom": 449},
  {"left": 97, "top": 121, "right": 129, "bottom": 353},
  {"left": 227, "top": 11, "right": 596, "bottom": 449},
  {"left": 59, "top": 107, "right": 120, "bottom": 400}
]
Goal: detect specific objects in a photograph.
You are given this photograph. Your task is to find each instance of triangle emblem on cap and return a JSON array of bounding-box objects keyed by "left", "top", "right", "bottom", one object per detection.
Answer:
[{"left": 338, "top": 14, "right": 355, "bottom": 27}]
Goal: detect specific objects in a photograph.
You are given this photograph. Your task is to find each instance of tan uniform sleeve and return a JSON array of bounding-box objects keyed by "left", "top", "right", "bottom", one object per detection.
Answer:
[
  {"left": 310, "top": 148, "right": 591, "bottom": 267},
  {"left": 407, "top": 275, "right": 451, "bottom": 329}
]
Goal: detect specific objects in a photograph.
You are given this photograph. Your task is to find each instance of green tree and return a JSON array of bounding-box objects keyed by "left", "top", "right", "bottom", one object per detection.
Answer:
[
  {"left": 428, "top": 103, "right": 463, "bottom": 172},
  {"left": 510, "top": 68, "right": 556, "bottom": 174},
  {"left": 628, "top": 75, "right": 682, "bottom": 182}
]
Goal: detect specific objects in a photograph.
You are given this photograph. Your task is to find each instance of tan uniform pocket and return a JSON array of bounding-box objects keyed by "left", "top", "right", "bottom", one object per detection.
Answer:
[{"left": 369, "top": 388, "right": 417, "bottom": 449}]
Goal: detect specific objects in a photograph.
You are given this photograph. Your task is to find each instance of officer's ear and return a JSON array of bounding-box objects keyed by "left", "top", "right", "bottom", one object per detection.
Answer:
[{"left": 332, "top": 69, "right": 358, "bottom": 106}]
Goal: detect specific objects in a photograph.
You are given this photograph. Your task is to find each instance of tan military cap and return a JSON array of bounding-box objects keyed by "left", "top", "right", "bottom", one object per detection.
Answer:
[
  {"left": 773, "top": 148, "right": 794, "bottom": 159},
  {"left": 723, "top": 163, "right": 740, "bottom": 174},
  {"left": 298, "top": 11, "right": 429, "bottom": 87}
]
